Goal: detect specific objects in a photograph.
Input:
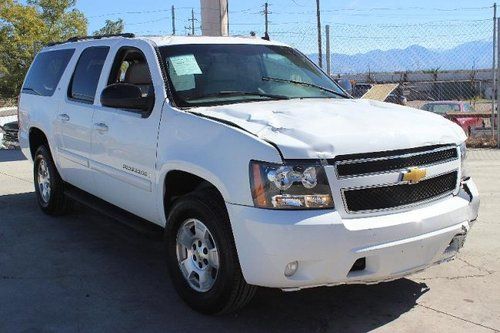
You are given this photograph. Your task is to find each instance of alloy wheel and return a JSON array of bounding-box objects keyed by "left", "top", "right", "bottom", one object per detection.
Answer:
[{"left": 176, "top": 218, "right": 220, "bottom": 292}]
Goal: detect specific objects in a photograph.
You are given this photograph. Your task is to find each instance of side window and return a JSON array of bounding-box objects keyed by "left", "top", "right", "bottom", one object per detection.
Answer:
[
  {"left": 107, "top": 47, "right": 154, "bottom": 98},
  {"left": 68, "top": 46, "right": 110, "bottom": 103},
  {"left": 22, "top": 49, "right": 75, "bottom": 97}
]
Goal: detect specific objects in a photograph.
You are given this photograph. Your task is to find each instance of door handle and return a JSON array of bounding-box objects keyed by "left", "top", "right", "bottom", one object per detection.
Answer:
[
  {"left": 94, "top": 122, "right": 109, "bottom": 133},
  {"left": 58, "top": 114, "right": 70, "bottom": 122}
]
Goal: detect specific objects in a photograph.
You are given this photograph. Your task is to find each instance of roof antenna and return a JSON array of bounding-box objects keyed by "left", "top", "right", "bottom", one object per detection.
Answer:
[{"left": 262, "top": 32, "right": 270, "bottom": 41}]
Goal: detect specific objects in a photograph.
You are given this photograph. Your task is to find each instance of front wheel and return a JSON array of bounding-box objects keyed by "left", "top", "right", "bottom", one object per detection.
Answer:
[{"left": 165, "top": 188, "right": 257, "bottom": 314}]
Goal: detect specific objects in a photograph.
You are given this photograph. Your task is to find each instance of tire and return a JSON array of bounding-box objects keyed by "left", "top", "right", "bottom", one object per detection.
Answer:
[
  {"left": 165, "top": 188, "right": 257, "bottom": 314},
  {"left": 33, "top": 145, "right": 69, "bottom": 215}
]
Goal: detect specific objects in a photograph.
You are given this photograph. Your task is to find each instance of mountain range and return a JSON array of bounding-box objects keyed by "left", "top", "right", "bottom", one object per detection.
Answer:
[{"left": 308, "top": 40, "right": 493, "bottom": 74}]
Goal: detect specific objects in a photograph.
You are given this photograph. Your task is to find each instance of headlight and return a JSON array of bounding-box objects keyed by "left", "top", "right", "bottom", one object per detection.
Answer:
[
  {"left": 459, "top": 142, "right": 468, "bottom": 180},
  {"left": 249, "top": 161, "right": 334, "bottom": 209}
]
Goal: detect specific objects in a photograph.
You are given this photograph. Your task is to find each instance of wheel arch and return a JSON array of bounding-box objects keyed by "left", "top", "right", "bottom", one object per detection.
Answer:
[
  {"left": 28, "top": 127, "right": 49, "bottom": 159},
  {"left": 161, "top": 166, "right": 229, "bottom": 225}
]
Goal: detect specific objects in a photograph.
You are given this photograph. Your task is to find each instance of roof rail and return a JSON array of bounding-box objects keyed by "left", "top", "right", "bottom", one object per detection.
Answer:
[{"left": 47, "top": 33, "right": 135, "bottom": 47}]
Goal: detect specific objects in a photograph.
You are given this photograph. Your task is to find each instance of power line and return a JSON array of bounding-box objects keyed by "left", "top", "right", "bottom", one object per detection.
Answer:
[
  {"left": 200, "top": 18, "right": 491, "bottom": 27},
  {"left": 273, "top": 5, "right": 493, "bottom": 15},
  {"left": 126, "top": 17, "right": 168, "bottom": 26},
  {"left": 87, "top": 6, "right": 263, "bottom": 19}
]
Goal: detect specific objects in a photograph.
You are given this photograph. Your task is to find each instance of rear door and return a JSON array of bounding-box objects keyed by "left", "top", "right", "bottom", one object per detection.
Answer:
[
  {"left": 90, "top": 40, "right": 166, "bottom": 223},
  {"left": 57, "top": 46, "right": 110, "bottom": 193}
]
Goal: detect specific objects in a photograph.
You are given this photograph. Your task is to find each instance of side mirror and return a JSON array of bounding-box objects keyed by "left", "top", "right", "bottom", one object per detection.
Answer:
[{"left": 100, "top": 83, "right": 153, "bottom": 116}]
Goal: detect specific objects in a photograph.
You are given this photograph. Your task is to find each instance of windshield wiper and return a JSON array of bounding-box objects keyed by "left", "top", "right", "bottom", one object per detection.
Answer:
[
  {"left": 262, "top": 76, "right": 350, "bottom": 99},
  {"left": 187, "top": 91, "right": 290, "bottom": 101}
]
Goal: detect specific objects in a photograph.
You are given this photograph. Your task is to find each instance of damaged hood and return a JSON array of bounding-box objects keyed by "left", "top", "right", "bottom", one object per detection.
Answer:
[{"left": 190, "top": 98, "right": 466, "bottom": 159}]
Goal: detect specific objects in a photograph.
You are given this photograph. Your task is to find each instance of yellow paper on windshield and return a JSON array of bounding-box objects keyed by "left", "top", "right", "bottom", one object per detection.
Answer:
[{"left": 170, "top": 55, "right": 202, "bottom": 76}]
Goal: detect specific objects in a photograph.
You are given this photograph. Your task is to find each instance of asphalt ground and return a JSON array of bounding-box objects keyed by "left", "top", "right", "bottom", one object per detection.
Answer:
[{"left": 0, "top": 149, "right": 499, "bottom": 332}]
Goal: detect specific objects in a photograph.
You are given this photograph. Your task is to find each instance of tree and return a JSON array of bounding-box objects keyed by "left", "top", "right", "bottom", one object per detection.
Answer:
[
  {"left": 93, "top": 19, "right": 124, "bottom": 36},
  {"left": 0, "top": 0, "right": 87, "bottom": 99}
]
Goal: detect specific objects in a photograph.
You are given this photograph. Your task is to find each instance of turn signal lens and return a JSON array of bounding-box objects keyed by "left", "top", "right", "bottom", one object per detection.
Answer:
[{"left": 251, "top": 162, "right": 268, "bottom": 207}]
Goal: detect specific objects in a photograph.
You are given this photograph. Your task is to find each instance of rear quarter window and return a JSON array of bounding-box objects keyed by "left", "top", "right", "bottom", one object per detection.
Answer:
[{"left": 22, "top": 49, "right": 75, "bottom": 97}]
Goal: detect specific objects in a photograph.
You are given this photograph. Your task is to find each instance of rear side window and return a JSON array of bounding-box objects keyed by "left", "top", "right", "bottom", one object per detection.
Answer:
[
  {"left": 22, "top": 49, "right": 75, "bottom": 97},
  {"left": 68, "top": 47, "right": 110, "bottom": 103}
]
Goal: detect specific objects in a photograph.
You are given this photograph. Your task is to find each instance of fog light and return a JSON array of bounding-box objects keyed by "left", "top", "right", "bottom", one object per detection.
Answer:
[{"left": 284, "top": 261, "right": 299, "bottom": 277}]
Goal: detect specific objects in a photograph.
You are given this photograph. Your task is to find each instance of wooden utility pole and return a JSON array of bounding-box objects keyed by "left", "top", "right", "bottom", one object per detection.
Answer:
[
  {"left": 264, "top": 2, "right": 270, "bottom": 40},
  {"left": 316, "top": 0, "right": 322, "bottom": 68},
  {"left": 190, "top": 9, "right": 195, "bottom": 35},
  {"left": 325, "top": 24, "right": 331, "bottom": 75},
  {"left": 171, "top": 5, "right": 176, "bottom": 35}
]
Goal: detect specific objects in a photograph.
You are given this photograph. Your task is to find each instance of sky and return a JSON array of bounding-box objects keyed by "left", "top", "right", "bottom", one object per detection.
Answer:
[{"left": 69, "top": 0, "right": 498, "bottom": 54}]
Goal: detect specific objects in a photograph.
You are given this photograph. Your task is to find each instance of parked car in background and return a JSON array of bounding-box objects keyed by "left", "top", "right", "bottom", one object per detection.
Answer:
[
  {"left": 385, "top": 93, "right": 407, "bottom": 106},
  {"left": 421, "top": 101, "right": 483, "bottom": 136},
  {"left": 0, "top": 121, "right": 19, "bottom": 149}
]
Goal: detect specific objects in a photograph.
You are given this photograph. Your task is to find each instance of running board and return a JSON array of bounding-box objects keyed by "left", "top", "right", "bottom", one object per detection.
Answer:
[{"left": 64, "top": 184, "right": 164, "bottom": 240}]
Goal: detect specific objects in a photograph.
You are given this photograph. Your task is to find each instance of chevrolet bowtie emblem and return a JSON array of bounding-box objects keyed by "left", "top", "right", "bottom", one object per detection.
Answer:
[{"left": 402, "top": 167, "right": 427, "bottom": 184}]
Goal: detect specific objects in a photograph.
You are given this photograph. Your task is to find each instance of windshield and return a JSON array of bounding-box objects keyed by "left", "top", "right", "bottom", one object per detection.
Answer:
[{"left": 159, "top": 44, "right": 348, "bottom": 107}]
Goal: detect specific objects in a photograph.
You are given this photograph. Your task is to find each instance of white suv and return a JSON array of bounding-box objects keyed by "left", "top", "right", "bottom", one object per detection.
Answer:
[{"left": 18, "top": 34, "right": 479, "bottom": 314}]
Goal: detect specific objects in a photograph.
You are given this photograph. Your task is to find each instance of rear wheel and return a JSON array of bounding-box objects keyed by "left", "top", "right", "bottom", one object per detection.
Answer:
[
  {"left": 165, "top": 188, "right": 257, "bottom": 314},
  {"left": 33, "top": 145, "right": 69, "bottom": 215}
]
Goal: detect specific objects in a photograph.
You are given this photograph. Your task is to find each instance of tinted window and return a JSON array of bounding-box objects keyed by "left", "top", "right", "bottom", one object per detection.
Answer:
[
  {"left": 69, "top": 47, "right": 109, "bottom": 103},
  {"left": 159, "top": 44, "right": 346, "bottom": 107},
  {"left": 22, "top": 49, "right": 75, "bottom": 97}
]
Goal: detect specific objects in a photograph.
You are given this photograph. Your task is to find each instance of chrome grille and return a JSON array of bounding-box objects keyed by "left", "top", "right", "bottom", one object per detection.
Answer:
[
  {"left": 333, "top": 145, "right": 460, "bottom": 214},
  {"left": 334, "top": 145, "right": 458, "bottom": 178}
]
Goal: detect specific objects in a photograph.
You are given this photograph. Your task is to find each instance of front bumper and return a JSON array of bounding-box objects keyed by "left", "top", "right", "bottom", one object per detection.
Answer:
[{"left": 227, "top": 179, "right": 479, "bottom": 290}]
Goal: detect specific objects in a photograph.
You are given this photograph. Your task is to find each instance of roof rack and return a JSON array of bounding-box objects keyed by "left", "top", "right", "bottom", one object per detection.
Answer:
[{"left": 47, "top": 33, "right": 135, "bottom": 47}]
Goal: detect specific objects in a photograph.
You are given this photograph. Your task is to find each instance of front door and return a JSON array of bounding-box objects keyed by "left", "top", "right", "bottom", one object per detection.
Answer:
[{"left": 90, "top": 41, "right": 165, "bottom": 224}]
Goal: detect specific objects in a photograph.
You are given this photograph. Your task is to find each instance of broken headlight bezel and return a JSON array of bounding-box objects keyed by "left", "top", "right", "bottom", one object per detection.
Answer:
[{"left": 249, "top": 160, "right": 334, "bottom": 210}]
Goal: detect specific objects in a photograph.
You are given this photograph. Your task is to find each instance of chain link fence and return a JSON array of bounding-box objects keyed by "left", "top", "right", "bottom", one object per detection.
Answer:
[
  {"left": 232, "top": 15, "right": 498, "bottom": 146},
  {"left": 1, "top": 3, "right": 499, "bottom": 146}
]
